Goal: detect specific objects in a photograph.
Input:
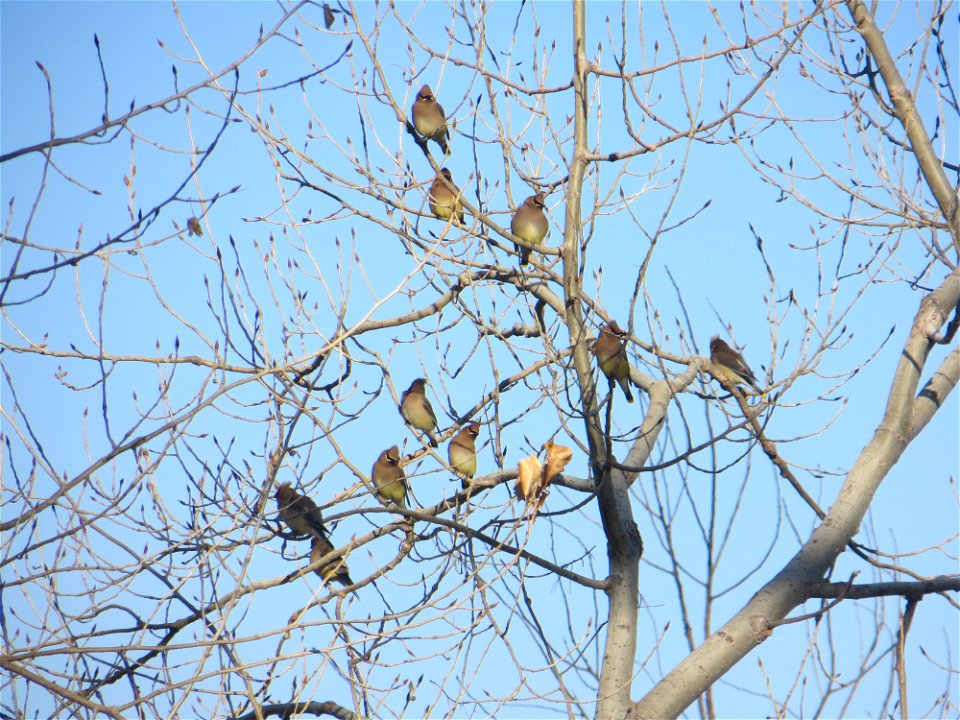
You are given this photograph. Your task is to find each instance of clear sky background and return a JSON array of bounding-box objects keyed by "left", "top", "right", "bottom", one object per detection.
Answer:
[{"left": 2, "top": 2, "right": 957, "bottom": 718}]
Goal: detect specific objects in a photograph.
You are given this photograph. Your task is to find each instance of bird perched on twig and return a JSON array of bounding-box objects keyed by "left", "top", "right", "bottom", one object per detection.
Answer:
[
  {"left": 428, "top": 168, "right": 464, "bottom": 225},
  {"left": 310, "top": 536, "right": 352, "bottom": 587},
  {"left": 275, "top": 482, "right": 329, "bottom": 539},
  {"left": 411, "top": 84, "right": 449, "bottom": 154},
  {"left": 274, "top": 482, "right": 352, "bottom": 586},
  {"left": 448, "top": 422, "right": 480, "bottom": 489},
  {"left": 511, "top": 193, "right": 548, "bottom": 266},
  {"left": 372, "top": 445, "right": 407, "bottom": 507},
  {"left": 710, "top": 336, "right": 762, "bottom": 394},
  {"left": 593, "top": 321, "right": 634, "bottom": 403},
  {"left": 400, "top": 378, "right": 439, "bottom": 448}
]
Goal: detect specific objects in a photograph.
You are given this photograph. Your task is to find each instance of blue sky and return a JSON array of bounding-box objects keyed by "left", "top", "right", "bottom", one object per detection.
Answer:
[{"left": 2, "top": 2, "right": 957, "bottom": 718}]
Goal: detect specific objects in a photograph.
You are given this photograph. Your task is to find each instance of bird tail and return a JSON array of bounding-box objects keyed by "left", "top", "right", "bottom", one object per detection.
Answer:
[
  {"left": 302, "top": 516, "right": 329, "bottom": 542},
  {"left": 617, "top": 377, "right": 635, "bottom": 403},
  {"left": 517, "top": 244, "right": 530, "bottom": 266}
]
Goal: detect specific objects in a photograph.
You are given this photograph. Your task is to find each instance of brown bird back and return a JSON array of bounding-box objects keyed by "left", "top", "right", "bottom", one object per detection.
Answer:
[{"left": 709, "top": 336, "right": 761, "bottom": 392}]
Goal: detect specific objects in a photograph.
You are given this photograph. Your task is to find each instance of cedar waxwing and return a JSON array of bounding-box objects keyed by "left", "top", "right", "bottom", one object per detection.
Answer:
[
  {"left": 400, "top": 378, "right": 439, "bottom": 448},
  {"left": 428, "top": 168, "right": 465, "bottom": 225},
  {"left": 710, "top": 336, "right": 762, "bottom": 393},
  {"left": 448, "top": 422, "right": 480, "bottom": 489},
  {"left": 593, "top": 321, "right": 634, "bottom": 403},
  {"left": 372, "top": 445, "right": 407, "bottom": 506},
  {"left": 310, "top": 535, "right": 353, "bottom": 587},
  {"left": 275, "top": 482, "right": 329, "bottom": 540},
  {"left": 511, "top": 193, "right": 548, "bottom": 266},
  {"left": 412, "top": 84, "right": 449, "bottom": 154}
]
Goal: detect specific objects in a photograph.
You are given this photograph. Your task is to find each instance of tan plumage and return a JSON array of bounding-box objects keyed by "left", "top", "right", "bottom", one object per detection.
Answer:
[
  {"left": 310, "top": 536, "right": 352, "bottom": 587},
  {"left": 412, "top": 84, "right": 449, "bottom": 154},
  {"left": 448, "top": 422, "right": 480, "bottom": 489},
  {"left": 710, "top": 336, "right": 762, "bottom": 393},
  {"left": 372, "top": 445, "right": 407, "bottom": 506},
  {"left": 428, "top": 168, "right": 464, "bottom": 225},
  {"left": 400, "top": 378, "right": 439, "bottom": 448},
  {"left": 274, "top": 482, "right": 328, "bottom": 539},
  {"left": 511, "top": 193, "right": 548, "bottom": 266},
  {"left": 593, "top": 321, "right": 634, "bottom": 403}
]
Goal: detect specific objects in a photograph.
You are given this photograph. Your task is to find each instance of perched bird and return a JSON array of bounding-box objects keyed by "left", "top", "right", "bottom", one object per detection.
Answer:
[
  {"left": 411, "top": 84, "right": 449, "bottom": 154},
  {"left": 710, "top": 336, "right": 762, "bottom": 393},
  {"left": 310, "top": 535, "right": 353, "bottom": 587},
  {"left": 428, "top": 168, "right": 465, "bottom": 225},
  {"left": 372, "top": 445, "right": 407, "bottom": 506},
  {"left": 593, "top": 321, "right": 634, "bottom": 403},
  {"left": 274, "top": 482, "right": 329, "bottom": 540},
  {"left": 448, "top": 422, "right": 480, "bottom": 489},
  {"left": 400, "top": 378, "right": 439, "bottom": 448},
  {"left": 511, "top": 193, "right": 548, "bottom": 266},
  {"left": 275, "top": 483, "right": 352, "bottom": 585}
]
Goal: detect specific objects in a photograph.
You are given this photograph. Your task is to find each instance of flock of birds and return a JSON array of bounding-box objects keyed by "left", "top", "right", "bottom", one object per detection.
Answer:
[
  {"left": 271, "top": 84, "right": 766, "bottom": 589},
  {"left": 414, "top": 84, "right": 550, "bottom": 266}
]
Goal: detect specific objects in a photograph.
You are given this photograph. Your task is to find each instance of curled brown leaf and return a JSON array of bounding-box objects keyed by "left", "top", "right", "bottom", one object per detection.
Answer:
[
  {"left": 514, "top": 441, "right": 573, "bottom": 517},
  {"left": 515, "top": 455, "right": 542, "bottom": 503}
]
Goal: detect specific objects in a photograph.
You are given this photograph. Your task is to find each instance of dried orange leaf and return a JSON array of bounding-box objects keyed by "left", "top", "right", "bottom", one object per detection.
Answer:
[
  {"left": 515, "top": 455, "right": 542, "bottom": 502},
  {"left": 543, "top": 441, "right": 573, "bottom": 486}
]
